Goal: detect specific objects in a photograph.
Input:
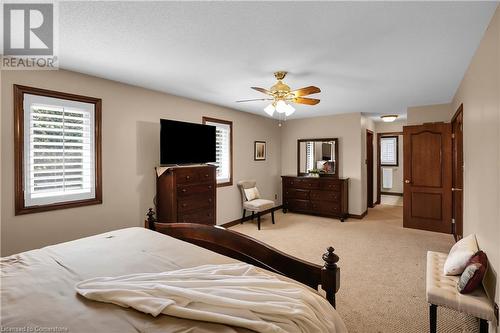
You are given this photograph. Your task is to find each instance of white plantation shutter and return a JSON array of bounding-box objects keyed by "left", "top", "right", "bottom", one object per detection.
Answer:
[
  {"left": 23, "top": 94, "right": 95, "bottom": 206},
  {"left": 306, "top": 142, "right": 314, "bottom": 172},
  {"left": 205, "top": 121, "right": 231, "bottom": 184},
  {"left": 380, "top": 137, "right": 398, "bottom": 166}
]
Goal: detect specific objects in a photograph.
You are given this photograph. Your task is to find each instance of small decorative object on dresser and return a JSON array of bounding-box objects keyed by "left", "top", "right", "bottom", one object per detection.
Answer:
[
  {"left": 282, "top": 176, "right": 349, "bottom": 222},
  {"left": 155, "top": 165, "right": 216, "bottom": 225},
  {"left": 254, "top": 141, "right": 266, "bottom": 160}
]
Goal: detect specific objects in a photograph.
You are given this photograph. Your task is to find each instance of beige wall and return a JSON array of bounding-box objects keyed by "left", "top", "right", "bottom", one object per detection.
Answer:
[
  {"left": 407, "top": 103, "right": 453, "bottom": 125},
  {"left": 1, "top": 70, "right": 282, "bottom": 256},
  {"left": 280, "top": 113, "right": 365, "bottom": 215},
  {"left": 451, "top": 5, "right": 500, "bottom": 325},
  {"left": 374, "top": 119, "right": 406, "bottom": 133}
]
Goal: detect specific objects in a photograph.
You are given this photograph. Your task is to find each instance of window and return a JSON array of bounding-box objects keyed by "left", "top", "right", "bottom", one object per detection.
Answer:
[
  {"left": 14, "top": 85, "right": 102, "bottom": 215},
  {"left": 380, "top": 136, "right": 398, "bottom": 166},
  {"left": 306, "top": 142, "right": 315, "bottom": 172},
  {"left": 202, "top": 117, "right": 232, "bottom": 187}
]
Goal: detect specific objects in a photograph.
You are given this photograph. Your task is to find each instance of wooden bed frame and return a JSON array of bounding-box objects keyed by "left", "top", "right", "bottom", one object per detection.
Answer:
[{"left": 146, "top": 209, "right": 340, "bottom": 308}]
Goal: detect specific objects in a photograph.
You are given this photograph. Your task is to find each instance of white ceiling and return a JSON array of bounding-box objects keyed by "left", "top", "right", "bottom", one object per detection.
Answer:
[{"left": 58, "top": 1, "right": 498, "bottom": 120}]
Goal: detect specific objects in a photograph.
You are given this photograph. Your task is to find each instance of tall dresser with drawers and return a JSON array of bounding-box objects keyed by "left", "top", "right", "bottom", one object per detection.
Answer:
[
  {"left": 156, "top": 165, "right": 216, "bottom": 225},
  {"left": 282, "top": 176, "right": 349, "bottom": 221}
]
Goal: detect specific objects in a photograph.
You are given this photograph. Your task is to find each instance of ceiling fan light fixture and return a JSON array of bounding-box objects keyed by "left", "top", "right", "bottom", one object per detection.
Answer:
[
  {"left": 275, "top": 100, "right": 288, "bottom": 113},
  {"left": 264, "top": 103, "right": 275, "bottom": 116},
  {"left": 239, "top": 72, "right": 321, "bottom": 118},
  {"left": 381, "top": 114, "right": 398, "bottom": 122},
  {"left": 285, "top": 104, "right": 295, "bottom": 117}
]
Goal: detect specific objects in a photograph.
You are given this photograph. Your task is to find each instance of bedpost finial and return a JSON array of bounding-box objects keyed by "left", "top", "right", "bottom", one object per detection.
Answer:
[
  {"left": 322, "top": 246, "right": 339, "bottom": 269},
  {"left": 146, "top": 208, "right": 156, "bottom": 230}
]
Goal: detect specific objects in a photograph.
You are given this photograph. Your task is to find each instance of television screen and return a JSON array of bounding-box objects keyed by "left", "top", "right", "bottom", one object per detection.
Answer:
[{"left": 160, "top": 119, "right": 216, "bottom": 165}]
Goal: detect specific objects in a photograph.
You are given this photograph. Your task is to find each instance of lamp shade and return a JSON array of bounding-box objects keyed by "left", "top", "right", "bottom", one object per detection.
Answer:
[
  {"left": 275, "top": 100, "right": 288, "bottom": 113},
  {"left": 264, "top": 103, "right": 275, "bottom": 116},
  {"left": 285, "top": 104, "right": 295, "bottom": 116}
]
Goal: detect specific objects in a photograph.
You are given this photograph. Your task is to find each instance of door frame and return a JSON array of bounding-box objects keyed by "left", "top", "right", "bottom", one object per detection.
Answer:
[
  {"left": 376, "top": 131, "right": 403, "bottom": 205},
  {"left": 366, "top": 129, "right": 374, "bottom": 208},
  {"left": 451, "top": 104, "right": 464, "bottom": 241}
]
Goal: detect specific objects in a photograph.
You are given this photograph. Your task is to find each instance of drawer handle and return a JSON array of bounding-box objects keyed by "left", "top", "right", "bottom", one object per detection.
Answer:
[
  {"left": 205, "top": 174, "right": 209, "bottom": 177},
  {"left": 208, "top": 185, "right": 212, "bottom": 189},
  {"left": 181, "top": 189, "right": 187, "bottom": 193},
  {"left": 208, "top": 199, "right": 212, "bottom": 203},
  {"left": 186, "top": 176, "right": 191, "bottom": 180},
  {"left": 182, "top": 203, "right": 187, "bottom": 207}
]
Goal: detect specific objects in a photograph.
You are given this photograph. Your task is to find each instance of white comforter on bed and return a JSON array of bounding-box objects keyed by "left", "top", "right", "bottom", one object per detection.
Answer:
[
  {"left": 2, "top": 227, "right": 346, "bottom": 333},
  {"left": 76, "top": 263, "right": 346, "bottom": 333}
]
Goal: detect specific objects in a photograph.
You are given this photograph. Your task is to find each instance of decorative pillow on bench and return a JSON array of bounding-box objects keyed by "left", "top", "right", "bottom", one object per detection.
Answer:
[
  {"left": 443, "top": 234, "right": 478, "bottom": 276},
  {"left": 457, "top": 250, "right": 488, "bottom": 294}
]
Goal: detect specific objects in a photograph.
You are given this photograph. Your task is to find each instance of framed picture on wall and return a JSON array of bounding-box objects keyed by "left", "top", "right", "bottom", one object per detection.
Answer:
[{"left": 254, "top": 141, "right": 266, "bottom": 161}]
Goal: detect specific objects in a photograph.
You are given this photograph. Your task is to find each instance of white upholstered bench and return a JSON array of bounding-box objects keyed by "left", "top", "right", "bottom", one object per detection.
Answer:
[{"left": 426, "top": 251, "right": 496, "bottom": 333}]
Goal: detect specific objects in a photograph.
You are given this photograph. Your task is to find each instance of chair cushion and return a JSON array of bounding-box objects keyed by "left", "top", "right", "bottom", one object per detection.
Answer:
[
  {"left": 443, "top": 234, "right": 478, "bottom": 275},
  {"left": 458, "top": 251, "right": 488, "bottom": 294},
  {"left": 426, "top": 251, "right": 495, "bottom": 321},
  {"left": 244, "top": 187, "right": 261, "bottom": 201},
  {"left": 243, "top": 199, "right": 274, "bottom": 212}
]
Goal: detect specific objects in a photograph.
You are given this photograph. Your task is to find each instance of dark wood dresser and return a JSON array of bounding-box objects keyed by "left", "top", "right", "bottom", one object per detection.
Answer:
[
  {"left": 156, "top": 165, "right": 216, "bottom": 225},
  {"left": 282, "top": 176, "right": 349, "bottom": 221}
]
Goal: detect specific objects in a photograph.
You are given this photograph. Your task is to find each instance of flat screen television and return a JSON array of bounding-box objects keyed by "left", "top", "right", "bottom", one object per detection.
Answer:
[{"left": 160, "top": 119, "right": 216, "bottom": 165}]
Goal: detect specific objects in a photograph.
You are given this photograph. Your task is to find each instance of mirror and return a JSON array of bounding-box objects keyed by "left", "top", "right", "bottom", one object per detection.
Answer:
[{"left": 297, "top": 138, "right": 339, "bottom": 177}]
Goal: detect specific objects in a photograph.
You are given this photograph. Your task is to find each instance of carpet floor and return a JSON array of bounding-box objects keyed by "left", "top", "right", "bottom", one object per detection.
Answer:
[{"left": 229, "top": 204, "right": 479, "bottom": 333}]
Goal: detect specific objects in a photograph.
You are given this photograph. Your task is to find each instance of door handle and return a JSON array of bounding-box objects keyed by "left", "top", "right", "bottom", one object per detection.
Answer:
[
  {"left": 404, "top": 180, "right": 411, "bottom": 184},
  {"left": 452, "top": 188, "right": 463, "bottom": 192}
]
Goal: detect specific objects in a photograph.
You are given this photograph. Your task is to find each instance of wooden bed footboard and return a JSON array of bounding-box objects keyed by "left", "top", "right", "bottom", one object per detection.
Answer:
[{"left": 146, "top": 209, "right": 340, "bottom": 308}]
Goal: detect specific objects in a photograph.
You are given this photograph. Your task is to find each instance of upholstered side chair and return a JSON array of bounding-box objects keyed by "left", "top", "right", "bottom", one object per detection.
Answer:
[{"left": 237, "top": 180, "right": 275, "bottom": 230}]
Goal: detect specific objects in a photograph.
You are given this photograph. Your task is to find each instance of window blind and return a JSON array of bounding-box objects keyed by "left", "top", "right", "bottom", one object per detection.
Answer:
[
  {"left": 380, "top": 137, "right": 398, "bottom": 166},
  {"left": 24, "top": 94, "right": 95, "bottom": 206},
  {"left": 206, "top": 121, "right": 231, "bottom": 184}
]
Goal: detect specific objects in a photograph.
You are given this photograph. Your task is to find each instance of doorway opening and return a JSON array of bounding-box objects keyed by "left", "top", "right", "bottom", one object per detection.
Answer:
[
  {"left": 452, "top": 105, "right": 464, "bottom": 240},
  {"left": 376, "top": 132, "right": 404, "bottom": 208},
  {"left": 366, "top": 130, "right": 374, "bottom": 208}
]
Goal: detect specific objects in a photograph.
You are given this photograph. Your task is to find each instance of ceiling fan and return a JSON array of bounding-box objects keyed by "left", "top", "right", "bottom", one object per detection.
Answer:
[{"left": 236, "top": 71, "right": 321, "bottom": 117}]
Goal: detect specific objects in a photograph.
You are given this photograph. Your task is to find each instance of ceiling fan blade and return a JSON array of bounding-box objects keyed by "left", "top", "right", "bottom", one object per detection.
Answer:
[
  {"left": 290, "top": 86, "right": 321, "bottom": 97},
  {"left": 292, "top": 97, "right": 320, "bottom": 105},
  {"left": 251, "top": 87, "right": 273, "bottom": 95},
  {"left": 236, "top": 98, "right": 273, "bottom": 103}
]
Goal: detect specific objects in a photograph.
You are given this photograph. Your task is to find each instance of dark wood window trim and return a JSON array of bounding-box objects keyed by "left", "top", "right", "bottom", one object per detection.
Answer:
[
  {"left": 202, "top": 116, "right": 233, "bottom": 187},
  {"left": 14, "top": 85, "right": 102, "bottom": 215},
  {"left": 380, "top": 135, "right": 399, "bottom": 167}
]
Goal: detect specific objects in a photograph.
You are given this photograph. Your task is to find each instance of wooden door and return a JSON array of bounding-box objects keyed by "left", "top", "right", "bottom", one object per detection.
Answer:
[
  {"left": 452, "top": 106, "right": 464, "bottom": 240},
  {"left": 403, "top": 123, "right": 452, "bottom": 233},
  {"left": 366, "top": 130, "right": 374, "bottom": 208}
]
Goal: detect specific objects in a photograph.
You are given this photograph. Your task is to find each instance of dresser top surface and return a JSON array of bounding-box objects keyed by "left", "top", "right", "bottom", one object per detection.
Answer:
[{"left": 281, "top": 175, "right": 349, "bottom": 180}]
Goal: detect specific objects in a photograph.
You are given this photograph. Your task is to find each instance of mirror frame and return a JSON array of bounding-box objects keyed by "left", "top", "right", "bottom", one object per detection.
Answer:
[{"left": 297, "top": 138, "right": 339, "bottom": 177}]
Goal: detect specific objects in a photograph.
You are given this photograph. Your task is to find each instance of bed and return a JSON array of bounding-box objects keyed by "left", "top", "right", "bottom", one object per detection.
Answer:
[{"left": 1, "top": 218, "right": 344, "bottom": 333}]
